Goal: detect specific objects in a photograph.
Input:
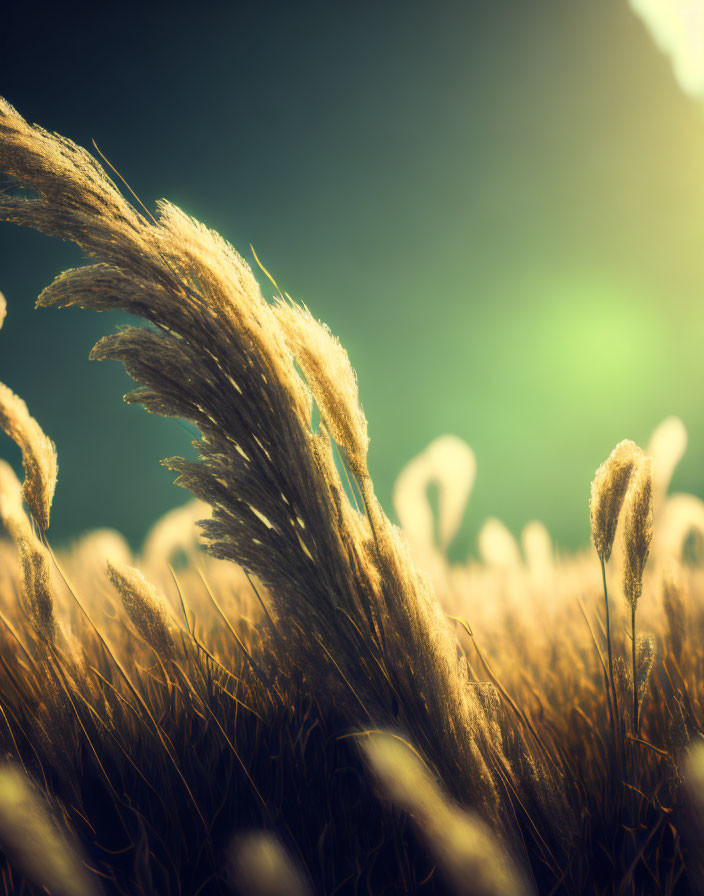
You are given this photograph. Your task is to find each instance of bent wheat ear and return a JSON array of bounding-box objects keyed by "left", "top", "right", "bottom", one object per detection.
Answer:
[
  {"left": 590, "top": 440, "right": 640, "bottom": 563},
  {"left": 393, "top": 435, "right": 476, "bottom": 554},
  {"left": 0, "top": 763, "right": 101, "bottom": 896},
  {"left": 229, "top": 832, "right": 311, "bottom": 896},
  {"left": 0, "top": 457, "right": 32, "bottom": 541},
  {"left": 107, "top": 561, "right": 177, "bottom": 657},
  {"left": 362, "top": 732, "right": 532, "bottom": 896},
  {"left": 0, "top": 290, "right": 5, "bottom": 330},
  {"left": 0, "top": 382, "right": 57, "bottom": 530}
]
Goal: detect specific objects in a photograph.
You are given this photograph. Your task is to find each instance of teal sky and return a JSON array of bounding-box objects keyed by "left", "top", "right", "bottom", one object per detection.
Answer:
[{"left": 2, "top": 1, "right": 704, "bottom": 556}]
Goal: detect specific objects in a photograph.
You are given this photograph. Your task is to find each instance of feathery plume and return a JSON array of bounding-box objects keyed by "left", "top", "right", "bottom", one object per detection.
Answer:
[
  {"left": 362, "top": 732, "right": 532, "bottom": 896},
  {"left": 17, "top": 535, "right": 57, "bottom": 641},
  {"left": 0, "top": 461, "right": 57, "bottom": 639},
  {"left": 0, "top": 382, "right": 57, "bottom": 530},
  {"left": 623, "top": 455, "right": 653, "bottom": 734},
  {"left": 590, "top": 439, "right": 641, "bottom": 747},
  {"left": 623, "top": 457, "right": 654, "bottom": 610},
  {"left": 0, "top": 96, "right": 508, "bottom": 822},
  {"left": 273, "top": 301, "right": 369, "bottom": 480},
  {"left": 590, "top": 440, "right": 640, "bottom": 563},
  {"left": 635, "top": 633, "right": 656, "bottom": 713},
  {"left": 107, "top": 561, "right": 177, "bottom": 657},
  {"left": 0, "top": 457, "right": 32, "bottom": 541},
  {"left": 228, "top": 832, "right": 311, "bottom": 896},
  {"left": 0, "top": 763, "right": 101, "bottom": 896}
]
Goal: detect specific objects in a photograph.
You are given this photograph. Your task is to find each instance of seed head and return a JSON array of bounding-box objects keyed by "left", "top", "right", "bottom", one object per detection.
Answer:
[
  {"left": 623, "top": 457, "right": 654, "bottom": 610},
  {"left": 590, "top": 440, "right": 641, "bottom": 562},
  {"left": 107, "top": 561, "right": 177, "bottom": 657},
  {"left": 274, "top": 302, "right": 369, "bottom": 480},
  {"left": 635, "top": 632, "right": 656, "bottom": 709},
  {"left": 17, "top": 536, "right": 57, "bottom": 641}
]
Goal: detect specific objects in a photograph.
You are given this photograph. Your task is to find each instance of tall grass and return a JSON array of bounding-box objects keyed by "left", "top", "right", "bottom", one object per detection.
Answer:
[{"left": 0, "top": 98, "right": 702, "bottom": 893}]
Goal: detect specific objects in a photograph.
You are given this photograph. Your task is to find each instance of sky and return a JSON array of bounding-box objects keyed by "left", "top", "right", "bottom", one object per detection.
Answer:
[{"left": 2, "top": 0, "right": 704, "bottom": 556}]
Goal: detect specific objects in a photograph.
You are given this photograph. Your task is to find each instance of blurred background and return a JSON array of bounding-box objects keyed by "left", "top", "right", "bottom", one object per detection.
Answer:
[{"left": 1, "top": 0, "right": 703, "bottom": 557}]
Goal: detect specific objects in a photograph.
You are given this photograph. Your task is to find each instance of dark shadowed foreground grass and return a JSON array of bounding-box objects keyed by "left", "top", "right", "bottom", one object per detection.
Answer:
[{"left": 0, "top": 99, "right": 703, "bottom": 894}]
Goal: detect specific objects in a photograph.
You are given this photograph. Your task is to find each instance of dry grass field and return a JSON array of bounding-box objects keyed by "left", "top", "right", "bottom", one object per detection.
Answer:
[{"left": 1, "top": 98, "right": 704, "bottom": 895}]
